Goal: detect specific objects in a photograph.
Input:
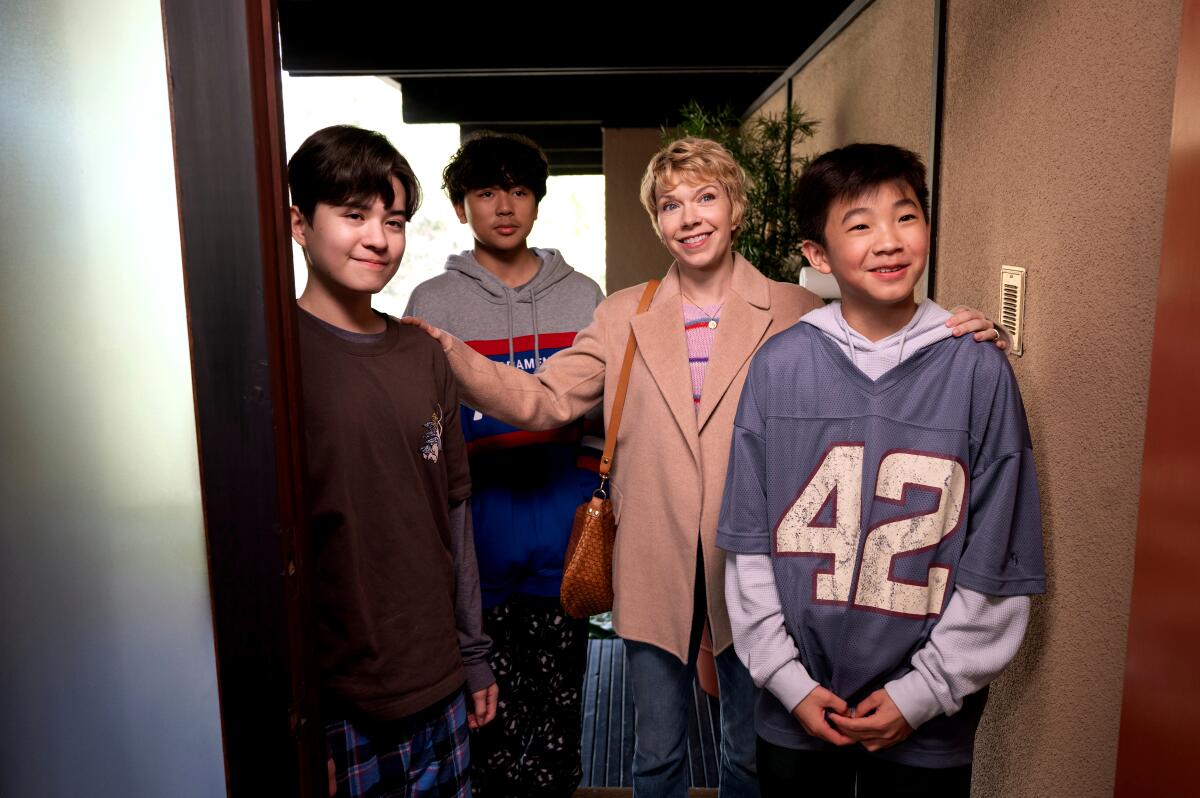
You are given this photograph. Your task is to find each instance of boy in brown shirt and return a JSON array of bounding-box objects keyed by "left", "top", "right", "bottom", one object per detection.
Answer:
[{"left": 288, "top": 125, "right": 496, "bottom": 797}]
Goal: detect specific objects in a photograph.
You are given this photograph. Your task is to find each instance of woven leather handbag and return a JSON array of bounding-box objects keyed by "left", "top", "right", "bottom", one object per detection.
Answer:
[{"left": 560, "top": 279, "right": 659, "bottom": 620}]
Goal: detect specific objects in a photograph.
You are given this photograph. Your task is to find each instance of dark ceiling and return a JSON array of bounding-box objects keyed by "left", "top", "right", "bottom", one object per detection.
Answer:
[{"left": 278, "top": 4, "right": 856, "bottom": 174}]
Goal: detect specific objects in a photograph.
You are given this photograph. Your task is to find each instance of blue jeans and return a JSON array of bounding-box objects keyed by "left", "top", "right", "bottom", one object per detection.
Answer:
[{"left": 624, "top": 560, "right": 759, "bottom": 798}]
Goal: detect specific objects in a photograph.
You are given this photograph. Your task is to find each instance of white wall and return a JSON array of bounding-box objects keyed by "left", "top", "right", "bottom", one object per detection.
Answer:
[{"left": 0, "top": 1, "right": 227, "bottom": 795}]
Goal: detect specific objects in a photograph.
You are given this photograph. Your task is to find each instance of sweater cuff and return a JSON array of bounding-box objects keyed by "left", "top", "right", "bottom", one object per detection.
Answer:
[
  {"left": 885, "top": 671, "right": 944, "bottom": 730},
  {"left": 764, "top": 659, "right": 819, "bottom": 714},
  {"left": 463, "top": 660, "right": 496, "bottom": 696}
]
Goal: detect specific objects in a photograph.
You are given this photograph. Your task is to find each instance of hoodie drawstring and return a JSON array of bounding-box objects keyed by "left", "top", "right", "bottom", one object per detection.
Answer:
[
  {"left": 445, "top": 248, "right": 565, "bottom": 369},
  {"left": 830, "top": 300, "right": 928, "bottom": 373},
  {"left": 505, "top": 289, "right": 516, "bottom": 367},
  {"left": 530, "top": 289, "right": 541, "bottom": 367},
  {"left": 834, "top": 310, "right": 859, "bottom": 368}
]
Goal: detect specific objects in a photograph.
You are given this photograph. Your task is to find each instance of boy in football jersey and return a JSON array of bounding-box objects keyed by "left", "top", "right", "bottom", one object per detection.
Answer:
[
  {"left": 404, "top": 131, "right": 604, "bottom": 797},
  {"left": 717, "top": 143, "right": 1044, "bottom": 797}
]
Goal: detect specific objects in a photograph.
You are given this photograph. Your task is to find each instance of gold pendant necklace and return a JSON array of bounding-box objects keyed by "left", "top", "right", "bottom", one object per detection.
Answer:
[{"left": 680, "top": 290, "right": 726, "bottom": 330}]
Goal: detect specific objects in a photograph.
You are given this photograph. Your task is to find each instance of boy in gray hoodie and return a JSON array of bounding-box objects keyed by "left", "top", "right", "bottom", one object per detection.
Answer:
[
  {"left": 718, "top": 144, "right": 1044, "bottom": 797},
  {"left": 404, "top": 131, "right": 604, "bottom": 798}
]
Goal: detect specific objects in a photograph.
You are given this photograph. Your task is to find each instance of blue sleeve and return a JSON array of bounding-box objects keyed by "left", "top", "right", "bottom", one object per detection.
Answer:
[
  {"left": 957, "top": 357, "right": 1046, "bottom": 596},
  {"left": 717, "top": 356, "right": 773, "bottom": 555}
]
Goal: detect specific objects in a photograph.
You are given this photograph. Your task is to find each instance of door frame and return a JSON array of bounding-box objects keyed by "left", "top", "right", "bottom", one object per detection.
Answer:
[
  {"left": 161, "top": 0, "right": 320, "bottom": 794},
  {"left": 1115, "top": 1, "right": 1200, "bottom": 794}
]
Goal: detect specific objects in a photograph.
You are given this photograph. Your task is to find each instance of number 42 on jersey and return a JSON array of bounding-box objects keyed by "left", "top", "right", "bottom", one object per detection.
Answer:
[{"left": 775, "top": 443, "right": 967, "bottom": 619}]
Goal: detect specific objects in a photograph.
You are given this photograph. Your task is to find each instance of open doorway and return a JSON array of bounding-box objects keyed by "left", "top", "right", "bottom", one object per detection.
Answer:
[{"left": 279, "top": 74, "right": 608, "bottom": 308}]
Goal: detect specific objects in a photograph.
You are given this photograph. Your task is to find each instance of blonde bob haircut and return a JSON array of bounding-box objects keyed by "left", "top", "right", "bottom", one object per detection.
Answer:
[{"left": 639, "top": 137, "right": 748, "bottom": 239}]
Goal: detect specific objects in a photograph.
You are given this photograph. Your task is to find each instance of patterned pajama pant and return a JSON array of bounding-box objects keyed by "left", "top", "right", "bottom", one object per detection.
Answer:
[
  {"left": 327, "top": 691, "right": 471, "bottom": 798},
  {"left": 470, "top": 594, "right": 589, "bottom": 798}
]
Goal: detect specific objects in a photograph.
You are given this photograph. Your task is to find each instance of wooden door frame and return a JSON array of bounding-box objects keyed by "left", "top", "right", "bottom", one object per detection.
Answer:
[
  {"left": 161, "top": 0, "right": 320, "bottom": 794},
  {"left": 1115, "top": 1, "right": 1200, "bottom": 794}
]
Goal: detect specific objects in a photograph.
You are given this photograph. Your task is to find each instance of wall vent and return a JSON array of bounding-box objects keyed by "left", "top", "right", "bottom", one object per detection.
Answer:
[{"left": 999, "top": 265, "right": 1026, "bottom": 356}]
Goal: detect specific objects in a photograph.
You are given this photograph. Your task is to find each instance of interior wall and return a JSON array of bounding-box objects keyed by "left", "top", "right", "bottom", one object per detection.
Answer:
[
  {"left": 603, "top": 127, "right": 673, "bottom": 292},
  {"left": 750, "top": 0, "right": 934, "bottom": 296},
  {"left": 0, "top": 2, "right": 227, "bottom": 796},
  {"left": 934, "top": 1, "right": 1183, "bottom": 795},
  {"left": 784, "top": 0, "right": 935, "bottom": 162}
]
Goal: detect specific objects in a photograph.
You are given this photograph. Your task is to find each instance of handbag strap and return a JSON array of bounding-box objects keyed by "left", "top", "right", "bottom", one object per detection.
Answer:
[{"left": 598, "top": 278, "right": 660, "bottom": 481}]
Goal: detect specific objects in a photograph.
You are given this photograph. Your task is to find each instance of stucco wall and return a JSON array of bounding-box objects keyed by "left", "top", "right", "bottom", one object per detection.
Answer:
[
  {"left": 936, "top": 2, "right": 1182, "bottom": 795},
  {"left": 754, "top": 0, "right": 935, "bottom": 296},
  {"left": 786, "top": 0, "right": 934, "bottom": 162},
  {"left": 604, "top": 127, "right": 673, "bottom": 291}
]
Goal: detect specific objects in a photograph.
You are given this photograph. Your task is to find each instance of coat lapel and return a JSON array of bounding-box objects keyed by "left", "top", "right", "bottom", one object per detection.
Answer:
[
  {"left": 696, "top": 255, "right": 774, "bottom": 432},
  {"left": 630, "top": 267, "right": 702, "bottom": 465}
]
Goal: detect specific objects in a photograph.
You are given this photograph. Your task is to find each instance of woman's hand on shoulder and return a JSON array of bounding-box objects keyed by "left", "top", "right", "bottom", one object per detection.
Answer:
[
  {"left": 946, "top": 305, "right": 1007, "bottom": 350},
  {"left": 401, "top": 316, "right": 454, "bottom": 353}
]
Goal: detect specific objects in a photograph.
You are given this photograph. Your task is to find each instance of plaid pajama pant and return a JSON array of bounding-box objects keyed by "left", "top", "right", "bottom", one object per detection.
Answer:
[{"left": 327, "top": 691, "right": 471, "bottom": 798}]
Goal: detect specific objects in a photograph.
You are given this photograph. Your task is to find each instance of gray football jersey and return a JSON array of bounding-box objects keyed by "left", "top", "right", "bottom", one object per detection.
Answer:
[{"left": 717, "top": 321, "right": 1045, "bottom": 767}]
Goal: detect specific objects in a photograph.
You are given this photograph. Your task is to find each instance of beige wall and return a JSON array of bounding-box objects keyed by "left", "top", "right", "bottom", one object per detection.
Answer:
[
  {"left": 603, "top": 127, "right": 673, "bottom": 292},
  {"left": 754, "top": 0, "right": 1184, "bottom": 794},
  {"left": 785, "top": 0, "right": 935, "bottom": 162},
  {"left": 936, "top": 1, "right": 1182, "bottom": 795},
  {"left": 753, "top": 0, "right": 935, "bottom": 296}
]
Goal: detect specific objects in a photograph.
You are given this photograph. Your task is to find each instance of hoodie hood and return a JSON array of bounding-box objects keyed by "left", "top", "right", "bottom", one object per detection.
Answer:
[
  {"left": 440, "top": 248, "right": 580, "bottom": 365},
  {"left": 801, "top": 299, "right": 953, "bottom": 381},
  {"left": 405, "top": 247, "right": 603, "bottom": 371},
  {"left": 444, "top": 247, "right": 576, "bottom": 305}
]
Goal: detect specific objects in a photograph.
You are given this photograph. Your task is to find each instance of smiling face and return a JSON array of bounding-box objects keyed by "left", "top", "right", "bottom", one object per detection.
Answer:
[
  {"left": 802, "top": 180, "right": 928, "bottom": 330},
  {"left": 455, "top": 185, "right": 539, "bottom": 254},
  {"left": 655, "top": 178, "right": 736, "bottom": 274},
  {"left": 291, "top": 176, "right": 408, "bottom": 296}
]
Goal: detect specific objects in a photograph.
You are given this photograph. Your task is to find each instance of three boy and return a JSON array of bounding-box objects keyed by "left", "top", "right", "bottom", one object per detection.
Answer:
[
  {"left": 405, "top": 131, "right": 604, "bottom": 797},
  {"left": 288, "top": 125, "right": 496, "bottom": 797},
  {"left": 718, "top": 143, "right": 1044, "bottom": 796}
]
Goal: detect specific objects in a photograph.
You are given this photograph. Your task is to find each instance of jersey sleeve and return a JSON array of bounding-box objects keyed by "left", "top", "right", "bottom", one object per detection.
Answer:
[
  {"left": 717, "top": 354, "right": 772, "bottom": 555},
  {"left": 956, "top": 357, "right": 1046, "bottom": 596}
]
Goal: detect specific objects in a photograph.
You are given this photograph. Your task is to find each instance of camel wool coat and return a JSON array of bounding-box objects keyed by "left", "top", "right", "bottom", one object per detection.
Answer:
[{"left": 442, "top": 254, "right": 822, "bottom": 662}]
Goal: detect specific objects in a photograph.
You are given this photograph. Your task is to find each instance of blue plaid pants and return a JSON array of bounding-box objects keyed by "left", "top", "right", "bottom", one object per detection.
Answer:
[{"left": 327, "top": 691, "right": 471, "bottom": 798}]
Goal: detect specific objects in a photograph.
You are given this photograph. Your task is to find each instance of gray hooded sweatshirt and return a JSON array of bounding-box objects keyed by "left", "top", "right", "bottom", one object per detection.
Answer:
[
  {"left": 405, "top": 248, "right": 604, "bottom": 370},
  {"left": 404, "top": 248, "right": 605, "bottom": 609}
]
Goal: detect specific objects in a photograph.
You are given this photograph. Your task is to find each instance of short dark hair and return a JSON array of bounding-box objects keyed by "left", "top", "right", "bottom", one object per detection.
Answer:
[
  {"left": 442, "top": 131, "right": 549, "bottom": 206},
  {"left": 792, "top": 143, "right": 929, "bottom": 247},
  {"left": 287, "top": 125, "right": 422, "bottom": 223}
]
